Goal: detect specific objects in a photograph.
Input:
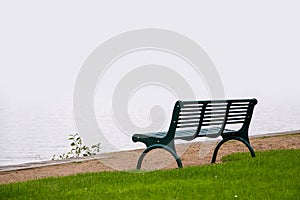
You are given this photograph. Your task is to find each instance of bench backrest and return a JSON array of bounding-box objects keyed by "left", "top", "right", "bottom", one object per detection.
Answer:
[{"left": 167, "top": 99, "right": 257, "bottom": 139}]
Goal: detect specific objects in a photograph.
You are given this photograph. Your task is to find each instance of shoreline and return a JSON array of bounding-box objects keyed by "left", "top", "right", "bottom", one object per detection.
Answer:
[
  {"left": 1, "top": 129, "right": 299, "bottom": 172},
  {"left": 0, "top": 130, "right": 299, "bottom": 184}
]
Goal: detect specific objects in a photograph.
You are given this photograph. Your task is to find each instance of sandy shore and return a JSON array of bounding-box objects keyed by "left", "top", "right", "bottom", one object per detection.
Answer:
[{"left": 0, "top": 131, "right": 299, "bottom": 184}]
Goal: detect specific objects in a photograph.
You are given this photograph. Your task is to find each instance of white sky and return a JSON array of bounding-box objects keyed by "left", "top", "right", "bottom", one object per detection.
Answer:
[{"left": 0, "top": 0, "right": 299, "bottom": 105}]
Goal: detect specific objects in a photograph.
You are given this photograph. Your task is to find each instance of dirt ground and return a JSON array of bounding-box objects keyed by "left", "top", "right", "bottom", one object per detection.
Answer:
[{"left": 0, "top": 132, "right": 299, "bottom": 184}]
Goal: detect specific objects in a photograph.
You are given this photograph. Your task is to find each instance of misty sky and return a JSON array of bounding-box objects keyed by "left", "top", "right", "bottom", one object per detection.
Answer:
[{"left": 0, "top": 1, "right": 299, "bottom": 106}]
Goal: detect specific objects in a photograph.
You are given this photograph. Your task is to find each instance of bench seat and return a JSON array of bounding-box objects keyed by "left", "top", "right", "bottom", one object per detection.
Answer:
[{"left": 133, "top": 127, "right": 229, "bottom": 141}]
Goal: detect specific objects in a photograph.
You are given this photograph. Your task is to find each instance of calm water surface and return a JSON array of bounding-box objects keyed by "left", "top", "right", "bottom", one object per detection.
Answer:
[{"left": 0, "top": 99, "right": 299, "bottom": 166}]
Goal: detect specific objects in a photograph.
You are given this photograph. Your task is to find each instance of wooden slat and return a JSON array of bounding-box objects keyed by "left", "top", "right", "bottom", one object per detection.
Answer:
[
  {"left": 202, "top": 122, "right": 224, "bottom": 126},
  {"left": 227, "top": 116, "right": 246, "bottom": 120},
  {"left": 204, "top": 108, "right": 227, "bottom": 112},
  {"left": 228, "top": 114, "right": 247, "bottom": 118},
  {"left": 226, "top": 120, "right": 245, "bottom": 124},
  {"left": 181, "top": 105, "right": 203, "bottom": 109},
  {"left": 203, "top": 118, "right": 225, "bottom": 123},
  {"left": 178, "top": 116, "right": 201, "bottom": 120},
  {"left": 203, "top": 114, "right": 226, "bottom": 118},
  {"left": 179, "top": 113, "right": 201, "bottom": 116},
  {"left": 177, "top": 124, "right": 199, "bottom": 128},
  {"left": 202, "top": 111, "right": 227, "bottom": 115},
  {"left": 182, "top": 101, "right": 203, "bottom": 105},
  {"left": 230, "top": 103, "right": 249, "bottom": 106},
  {"left": 177, "top": 120, "right": 200, "bottom": 124},
  {"left": 180, "top": 109, "right": 202, "bottom": 112},
  {"left": 206, "top": 104, "right": 227, "bottom": 108},
  {"left": 228, "top": 107, "right": 248, "bottom": 110},
  {"left": 228, "top": 110, "right": 247, "bottom": 114}
]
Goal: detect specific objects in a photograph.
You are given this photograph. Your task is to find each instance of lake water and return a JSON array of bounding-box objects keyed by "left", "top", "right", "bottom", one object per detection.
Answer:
[{"left": 0, "top": 99, "right": 300, "bottom": 166}]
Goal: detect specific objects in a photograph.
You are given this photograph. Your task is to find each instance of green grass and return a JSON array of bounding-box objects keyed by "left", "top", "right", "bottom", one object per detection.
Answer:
[{"left": 1, "top": 149, "right": 299, "bottom": 200}]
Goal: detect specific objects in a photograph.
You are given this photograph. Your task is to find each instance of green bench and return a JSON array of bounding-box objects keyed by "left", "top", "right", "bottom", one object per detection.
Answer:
[{"left": 132, "top": 98, "right": 258, "bottom": 169}]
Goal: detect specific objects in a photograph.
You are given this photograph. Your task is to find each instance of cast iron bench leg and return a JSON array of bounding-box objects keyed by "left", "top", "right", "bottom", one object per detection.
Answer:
[
  {"left": 211, "top": 137, "right": 256, "bottom": 163},
  {"left": 136, "top": 144, "right": 183, "bottom": 170}
]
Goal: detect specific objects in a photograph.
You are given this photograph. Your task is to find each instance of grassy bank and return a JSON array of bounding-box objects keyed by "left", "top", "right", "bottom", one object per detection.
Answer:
[{"left": 1, "top": 149, "right": 299, "bottom": 199}]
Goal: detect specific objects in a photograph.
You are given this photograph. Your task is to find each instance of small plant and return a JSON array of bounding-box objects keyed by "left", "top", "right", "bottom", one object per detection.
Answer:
[{"left": 52, "top": 133, "right": 100, "bottom": 160}]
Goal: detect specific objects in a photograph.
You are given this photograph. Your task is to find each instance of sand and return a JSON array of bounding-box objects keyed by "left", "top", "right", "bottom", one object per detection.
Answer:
[{"left": 0, "top": 131, "right": 299, "bottom": 184}]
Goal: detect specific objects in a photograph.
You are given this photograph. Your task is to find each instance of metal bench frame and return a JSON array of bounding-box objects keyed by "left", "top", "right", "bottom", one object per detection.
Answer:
[{"left": 132, "top": 98, "right": 258, "bottom": 170}]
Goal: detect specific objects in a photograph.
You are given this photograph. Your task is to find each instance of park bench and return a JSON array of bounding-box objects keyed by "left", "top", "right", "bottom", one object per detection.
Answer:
[{"left": 132, "top": 98, "right": 258, "bottom": 169}]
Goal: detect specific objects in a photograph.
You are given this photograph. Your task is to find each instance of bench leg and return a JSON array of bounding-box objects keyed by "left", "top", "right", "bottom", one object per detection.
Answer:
[
  {"left": 136, "top": 144, "right": 183, "bottom": 170},
  {"left": 211, "top": 137, "right": 255, "bottom": 163}
]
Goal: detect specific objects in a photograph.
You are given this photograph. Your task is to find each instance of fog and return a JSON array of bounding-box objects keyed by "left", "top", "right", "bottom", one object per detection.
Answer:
[
  {"left": 1, "top": 1, "right": 300, "bottom": 165},
  {"left": 0, "top": 1, "right": 299, "bottom": 110}
]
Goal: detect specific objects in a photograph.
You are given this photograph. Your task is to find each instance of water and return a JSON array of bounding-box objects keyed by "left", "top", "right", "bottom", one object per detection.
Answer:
[{"left": 0, "top": 99, "right": 300, "bottom": 166}]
